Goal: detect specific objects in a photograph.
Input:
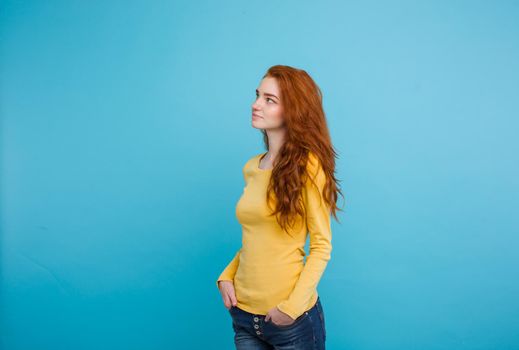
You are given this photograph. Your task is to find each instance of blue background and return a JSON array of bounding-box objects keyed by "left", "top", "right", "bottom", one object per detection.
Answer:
[{"left": 1, "top": 1, "right": 518, "bottom": 349}]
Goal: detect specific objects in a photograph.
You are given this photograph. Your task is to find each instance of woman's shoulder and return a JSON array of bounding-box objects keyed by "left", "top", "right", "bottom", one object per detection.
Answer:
[
  {"left": 240, "top": 152, "right": 264, "bottom": 178},
  {"left": 306, "top": 151, "right": 323, "bottom": 173},
  {"left": 305, "top": 151, "right": 326, "bottom": 188},
  {"left": 244, "top": 152, "right": 263, "bottom": 168},
  {"left": 241, "top": 151, "right": 321, "bottom": 174}
]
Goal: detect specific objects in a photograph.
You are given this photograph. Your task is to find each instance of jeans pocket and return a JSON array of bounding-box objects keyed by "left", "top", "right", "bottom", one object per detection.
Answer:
[{"left": 269, "top": 311, "right": 309, "bottom": 330}]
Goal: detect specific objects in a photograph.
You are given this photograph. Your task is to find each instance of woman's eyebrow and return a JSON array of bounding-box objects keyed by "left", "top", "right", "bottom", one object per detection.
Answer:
[{"left": 256, "top": 89, "right": 279, "bottom": 101}]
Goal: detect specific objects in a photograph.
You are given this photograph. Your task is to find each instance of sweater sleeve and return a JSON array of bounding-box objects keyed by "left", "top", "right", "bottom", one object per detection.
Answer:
[
  {"left": 276, "top": 155, "right": 332, "bottom": 319},
  {"left": 216, "top": 248, "right": 242, "bottom": 289}
]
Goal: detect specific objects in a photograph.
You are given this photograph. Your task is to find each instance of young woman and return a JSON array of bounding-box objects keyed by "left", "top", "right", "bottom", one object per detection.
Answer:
[{"left": 216, "top": 65, "right": 343, "bottom": 350}]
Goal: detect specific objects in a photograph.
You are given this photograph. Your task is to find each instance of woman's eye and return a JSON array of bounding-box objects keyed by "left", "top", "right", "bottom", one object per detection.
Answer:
[{"left": 254, "top": 94, "right": 275, "bottom": 103}]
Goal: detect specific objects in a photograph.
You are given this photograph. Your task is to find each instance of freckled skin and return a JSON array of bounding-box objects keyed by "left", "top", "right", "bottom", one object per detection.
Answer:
[
  {"left": 251, "top": 77, "right": 287, "bottom": 171},
  {"left": 251, "top": 76, "right": 285, "bottom": 130}
]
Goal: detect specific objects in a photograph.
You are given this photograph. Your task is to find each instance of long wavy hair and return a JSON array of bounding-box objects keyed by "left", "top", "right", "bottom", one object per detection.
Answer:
[{"left": 261, "top": 65, "right": 345, "bottom": 234}]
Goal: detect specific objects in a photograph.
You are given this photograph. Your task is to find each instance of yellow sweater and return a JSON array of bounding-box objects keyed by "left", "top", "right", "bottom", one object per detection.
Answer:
[{"left": 216, "top": 151, "right": 332, "bottom": 320}]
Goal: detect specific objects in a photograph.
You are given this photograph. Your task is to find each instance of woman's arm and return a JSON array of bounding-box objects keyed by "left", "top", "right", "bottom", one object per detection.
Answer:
[
  {"left": 276, "top": 156, "right": 332, "bottom": 319},
  {"left": 216, "top": 248, "right": 242, "bottom": 289}
]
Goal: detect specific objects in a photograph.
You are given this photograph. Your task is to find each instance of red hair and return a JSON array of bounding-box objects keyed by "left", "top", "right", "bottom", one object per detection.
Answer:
[{"left": 260, "top": 65, "right": 345, "bottom": 234}]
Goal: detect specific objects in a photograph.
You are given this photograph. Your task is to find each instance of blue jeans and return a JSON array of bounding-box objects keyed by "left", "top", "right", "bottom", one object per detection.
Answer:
[{"left": 228, "top": 297, "right": 326, "bottom": 350}]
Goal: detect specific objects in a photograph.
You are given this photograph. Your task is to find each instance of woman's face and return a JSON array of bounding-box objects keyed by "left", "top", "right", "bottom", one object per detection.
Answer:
[{"left": 251, "top": 77, "right": 284, "bottom": 129}]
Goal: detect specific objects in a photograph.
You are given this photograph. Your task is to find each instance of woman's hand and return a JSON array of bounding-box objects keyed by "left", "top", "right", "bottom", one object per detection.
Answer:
[
  {"left": 218, "top": 280, "right": 238, "bottom": 310},
  {"left": 265, "top": 306, "right": 296, "bottom": 326}
]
